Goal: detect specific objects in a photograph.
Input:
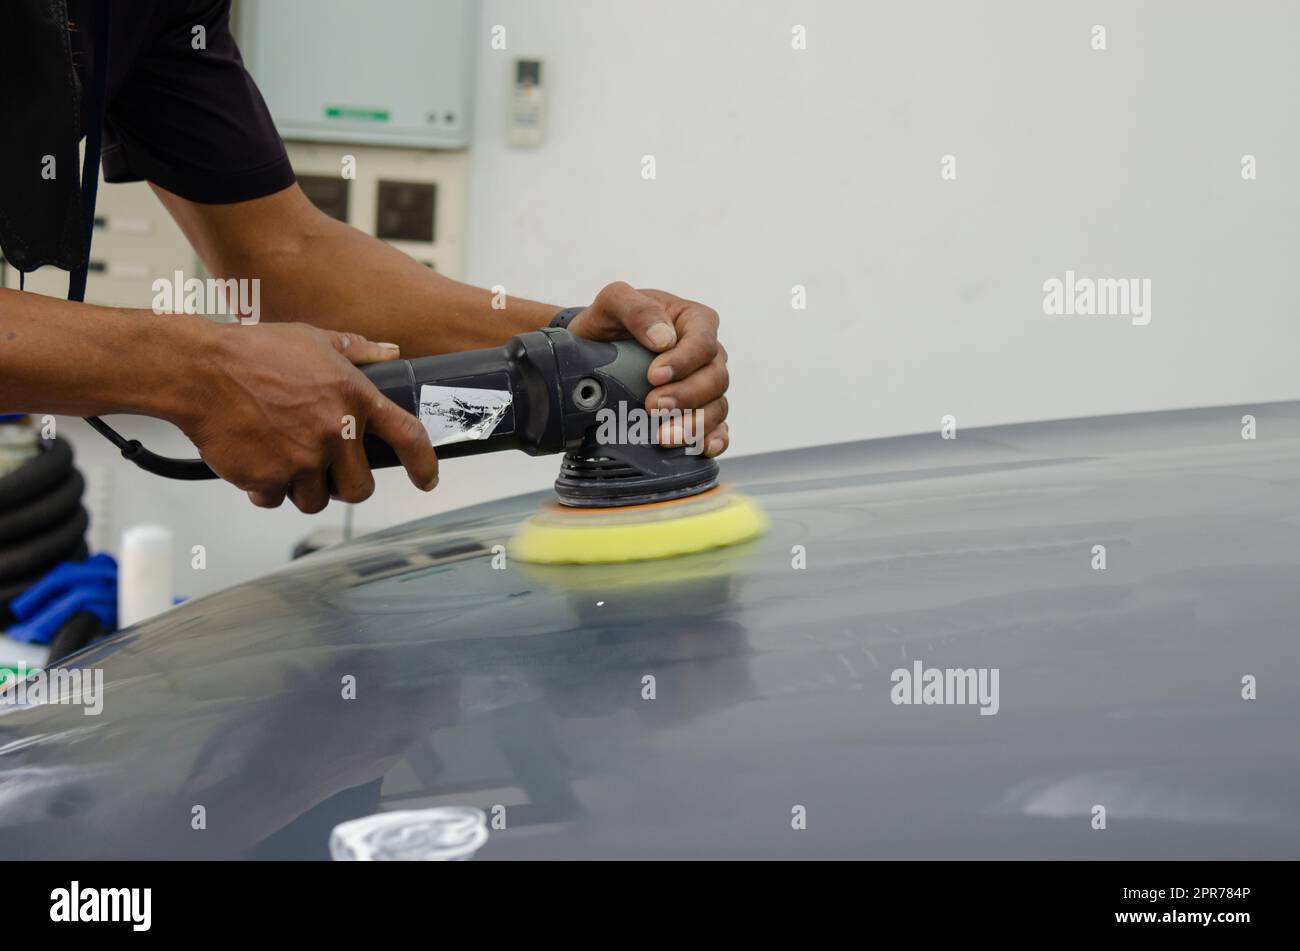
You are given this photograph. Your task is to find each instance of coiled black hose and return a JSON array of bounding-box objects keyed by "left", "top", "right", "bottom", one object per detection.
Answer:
[
  {"left": 0, "top": 436, "right": 72, "bottom": 509},
  {"left": 0, "top": 469, "right": 84, "bottom": 546},
  {"left": 0, "top": 506, "right": 89, "bottom": 582},
  {"left": 0, "top": 437, "right": 91, "bottom": 626}
]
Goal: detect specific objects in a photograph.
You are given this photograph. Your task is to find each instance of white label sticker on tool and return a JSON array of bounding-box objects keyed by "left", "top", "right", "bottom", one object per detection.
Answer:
[{"left": 417, "top": 384, "right": 512, "bottom": 447}]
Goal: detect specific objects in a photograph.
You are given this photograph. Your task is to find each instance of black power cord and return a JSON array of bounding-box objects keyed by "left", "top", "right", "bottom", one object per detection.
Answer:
[
  {"left": 71, "top": 3, "right": 216, "bottom": 482},
  {"left": 82, "top": 418, "right": 214, "bottom": 480}
]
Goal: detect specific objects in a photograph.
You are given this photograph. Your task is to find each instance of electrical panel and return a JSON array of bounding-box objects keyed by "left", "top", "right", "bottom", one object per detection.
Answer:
[
  {"left": 236, "top": 0, "right": 478, "bottom": 149},
  {"left": 376, "top": 181, "right": 437, "bottom": 243},
  {"left": 287, "top": 143, "right": 468, "bottom": 277}
]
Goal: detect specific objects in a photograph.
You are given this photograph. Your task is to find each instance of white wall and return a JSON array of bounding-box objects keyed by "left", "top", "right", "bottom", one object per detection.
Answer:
[
  {"left": 57, "top": 0, "right": 1300, "bottom": 597},
  {"left": 466, "top": 0, "right": 1300, "bottom": 444}
]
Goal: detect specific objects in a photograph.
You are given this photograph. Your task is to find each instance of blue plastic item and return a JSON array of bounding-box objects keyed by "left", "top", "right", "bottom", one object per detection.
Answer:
[
  {"left": 10, "top": 553, "right": 116, "bottom": 619},
  {"left": 6, "top": 586, "right": 115, "bottom": 644},
  {"left": 6, "top": 553, "right": 118, "bottom": 644}
]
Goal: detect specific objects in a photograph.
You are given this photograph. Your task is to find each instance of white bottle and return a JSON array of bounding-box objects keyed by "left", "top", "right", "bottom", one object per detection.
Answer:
[{"left": 119, "top": 524, "right": 174, "bottom": 627}]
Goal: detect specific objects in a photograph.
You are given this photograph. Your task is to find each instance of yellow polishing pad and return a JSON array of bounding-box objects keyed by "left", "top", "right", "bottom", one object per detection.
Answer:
[{"left": 509, "top": 487, "right": 767, "bottom": 565}]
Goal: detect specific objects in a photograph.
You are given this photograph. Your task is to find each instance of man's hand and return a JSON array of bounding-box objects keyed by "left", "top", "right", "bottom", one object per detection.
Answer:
[
  {"left": 181, "top": 323, "right": 439, "bottom": 513},
  {"left": 565, "top": 282, "right": 730, "bottom": 457}
]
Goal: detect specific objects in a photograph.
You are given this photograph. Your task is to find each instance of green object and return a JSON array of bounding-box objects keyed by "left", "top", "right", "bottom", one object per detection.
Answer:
[
  {"left": 1, "top": 664, "right": 40, "bottom": 685},
  {"left": 324, "top": 105, "right": 390, "bottom": 122}
]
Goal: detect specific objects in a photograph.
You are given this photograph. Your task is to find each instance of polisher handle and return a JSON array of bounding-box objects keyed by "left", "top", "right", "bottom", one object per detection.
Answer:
[
  {"left": 358, "top": 328, "right": 648, "bottom": 468},
  {"left": 96, "top": 329, "right": 660, "bottom": 481}
]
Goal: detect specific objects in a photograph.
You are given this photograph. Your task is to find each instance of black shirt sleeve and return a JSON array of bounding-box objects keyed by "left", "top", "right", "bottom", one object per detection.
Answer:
[{"left": 101, "top": 0, "right": 295, "bottom": 204}]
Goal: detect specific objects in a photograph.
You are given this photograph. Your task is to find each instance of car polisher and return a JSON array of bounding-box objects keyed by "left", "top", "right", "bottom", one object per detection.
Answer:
[{"left": 87, "top": 328, "right": 766, "bottom": 564}]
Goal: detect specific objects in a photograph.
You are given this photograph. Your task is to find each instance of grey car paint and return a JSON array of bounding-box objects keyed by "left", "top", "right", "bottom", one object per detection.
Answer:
[{"left": 1, "top": 402, "right": 1297, "bottom": 859}]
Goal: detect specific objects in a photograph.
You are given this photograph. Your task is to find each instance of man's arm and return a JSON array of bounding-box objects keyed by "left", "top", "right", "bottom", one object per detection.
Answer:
[
  {"left": 0, "top": 288, "right": 211, "bottom": 420},
  {"left": 0, "top": 288, "right": 439, "bottom": 513},
  {"left": 152, "top": 182, "right": 732, "bottom": 456},
  {"left": 152, "top": 183, "right": 557, "bottom": 356}
]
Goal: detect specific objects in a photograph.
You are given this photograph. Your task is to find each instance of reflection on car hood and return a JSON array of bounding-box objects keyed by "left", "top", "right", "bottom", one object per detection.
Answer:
[{"left": 2, "top": 402, "right": 1299, "bottom": 859}]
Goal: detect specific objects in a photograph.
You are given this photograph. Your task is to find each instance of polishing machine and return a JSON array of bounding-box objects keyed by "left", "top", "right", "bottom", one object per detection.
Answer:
[{"left": 90, "top": 329, "right": 765, "bottom": 564}]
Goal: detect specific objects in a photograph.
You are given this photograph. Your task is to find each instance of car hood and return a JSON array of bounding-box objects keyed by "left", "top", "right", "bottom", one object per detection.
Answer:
[{"left": 2, "top": 402, "right": 1299, "bottom": 858}]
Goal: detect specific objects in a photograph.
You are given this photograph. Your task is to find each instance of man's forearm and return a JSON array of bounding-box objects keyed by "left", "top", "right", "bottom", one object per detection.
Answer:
[
  {"left": 156, "top": 183, "right": 562, "bottom": 357},
  {"left": 0, "top": 288, "right": 214, "bottom": 424},
  {"left": 254, "top": 215, "right": 560, "bottom": 354}
]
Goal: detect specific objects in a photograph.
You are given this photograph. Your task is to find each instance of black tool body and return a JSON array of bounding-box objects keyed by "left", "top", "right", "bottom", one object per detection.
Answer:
[
  {"left": 96, "top": 329, "right": 718, "bottom": 507},
  {"left": 363, "top": 328, "right": 623, "bottom": 463}
]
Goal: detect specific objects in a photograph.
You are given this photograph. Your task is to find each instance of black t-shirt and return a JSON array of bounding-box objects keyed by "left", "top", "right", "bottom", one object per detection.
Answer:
[{"left": 69, "top": 0, "right": 295, "bottom": 204}]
